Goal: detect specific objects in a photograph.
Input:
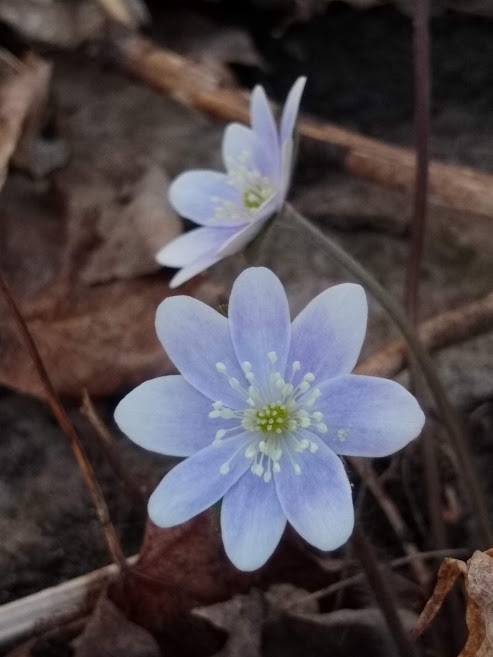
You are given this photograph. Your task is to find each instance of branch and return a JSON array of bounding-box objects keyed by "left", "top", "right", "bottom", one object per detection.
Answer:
[
  {"left": 356, "top": 291, "right": 493, "bottom": 379},
  {"left": 113, "top": 34, "right": 493, "bottom": 221}
]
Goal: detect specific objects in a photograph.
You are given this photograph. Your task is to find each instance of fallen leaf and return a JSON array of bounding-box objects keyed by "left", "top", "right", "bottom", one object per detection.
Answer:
[
  {"left": 195, "top": 584, "right": 417, "bottom": 657},
  {"left": 414, "top": 549, "right": 493, "bottom": 657},
  {"left": 0, "top": 51, "right": 53, "bottom": 185},
  {"left": 0, "top": 63, "right": 212, "bottom": 399},
  {"left": 104, "top": 517, "right": 343, "bottom": 655},
  {"left": 74, "top": 596, "right": 161, "bottom": 657},
  {"left": 0, "top": 274, "right": 223, "bottom": 398},
  {"left": 0, "top": 1, "right": 108, "bottom": 48}
]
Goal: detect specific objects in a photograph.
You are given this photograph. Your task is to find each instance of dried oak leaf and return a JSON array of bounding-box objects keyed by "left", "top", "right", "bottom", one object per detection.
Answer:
[
  {"left": 0, "top": 100, "right": 218, "bottom": 398},
  {"left": 0, "top": 275, "right": 223, "bottom": 398},
  {"left": 74, "top": 596, "right": 161, "bottom": 657},
  {"left": 414, "top": 549, "right": 493, "bottom": 657},
  {"left": 195, "top": 584, "right": 417, "bottom": 657},
  {"left": 106, "top": 516, "right": 342, "bottom": 656}
]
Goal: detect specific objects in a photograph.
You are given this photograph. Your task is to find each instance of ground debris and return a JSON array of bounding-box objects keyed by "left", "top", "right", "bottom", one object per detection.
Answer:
[
  {"left": 74, "top": 596, "right": 161, "bottom": 657},
  {"left": 414, "top": 549, "right": 493, "bottom": 657},
  {"left": 194, "top": 584, "right": 417, "bottom": 657}
]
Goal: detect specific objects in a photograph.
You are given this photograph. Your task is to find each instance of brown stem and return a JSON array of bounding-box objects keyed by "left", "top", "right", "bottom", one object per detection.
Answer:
[
  {"left": 0, "top": 272, "right": 126, "bottom": 571},
  {"left": 406, "top": 0, "right": 431, "bottom": 320},
  {"left": 348, "top": 457, "right": 429, "bottom": 586},
  {"left": 292, "top": 548, "right": 469, "bottom": 608},
  {"left": 356, "top": 290, "right": 493, "bottom": 379},
  {"left": 81, "top": 389, "right": 149, "bottom": 507},
  {"left": 351, "top": 526, "right": 417, "bottom": 657}
]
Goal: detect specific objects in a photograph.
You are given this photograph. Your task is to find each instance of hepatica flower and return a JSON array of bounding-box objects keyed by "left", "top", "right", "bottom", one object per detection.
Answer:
[
  {"left": 156, "top": 78, "right": 306, "bottom": 287},
  {"left": 115, "top": 268, "right": 425, "bottom": 571}
]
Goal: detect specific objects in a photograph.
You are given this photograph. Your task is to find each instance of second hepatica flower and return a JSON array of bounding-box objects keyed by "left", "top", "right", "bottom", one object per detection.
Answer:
[
  {"left": 156, "top": 78, "right": 306, "bottom": 288},
  {"left": 115, "top": 268, "right": 425, "bottom": 571}
]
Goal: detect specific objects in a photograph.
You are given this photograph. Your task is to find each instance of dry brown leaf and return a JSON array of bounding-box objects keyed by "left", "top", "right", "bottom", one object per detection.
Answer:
[
  {"left": 103, "top": 518, "right": 342, "bottom": 655},
  {"left": 74, "top": 596, "right": 161, "bottom": 657},
  {"left": 95, "top": 0, "right": 149, "bottom": 26},
  {"left": 0, "top": 1, "right": 108, "bottom": 48},
  {"left": 0, "top": 275, "right": 224, "bottom": 398},
  {"left": 195, "top": 584, "right": 417, "bottom": 657},
  {"left": 0, "top": 51, "right": 53, "bottom": 184},
  {"left": 0, "top": 82, "right": 209, "bottom": 398},
  {"left": 414, "top": 550, "right": 493, "bottom": 657}
]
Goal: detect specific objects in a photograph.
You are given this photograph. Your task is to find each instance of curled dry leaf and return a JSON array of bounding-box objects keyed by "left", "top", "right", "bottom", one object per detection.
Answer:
[
  {"left": 194, "top": 584, "right": 417, "bottom": 657},
  {"left": 0, "top": 51, "right": 53, "bottom": 185},
  {"left": 414, "top": 549, "right": 493, "bottom": 657}
]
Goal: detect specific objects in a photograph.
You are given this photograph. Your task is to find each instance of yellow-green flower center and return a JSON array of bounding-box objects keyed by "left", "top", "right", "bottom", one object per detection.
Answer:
[
  {"left": 255, "top": 403, "right": 289, "bottom": 434},
  {"left": 242, "top": 185, "right": 270, "bottom": 210}
]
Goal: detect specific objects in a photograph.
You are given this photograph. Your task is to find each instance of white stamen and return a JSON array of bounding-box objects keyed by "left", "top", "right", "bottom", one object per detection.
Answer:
[{"left": 209, "top": 360, "right": 327, "bottom": 483}]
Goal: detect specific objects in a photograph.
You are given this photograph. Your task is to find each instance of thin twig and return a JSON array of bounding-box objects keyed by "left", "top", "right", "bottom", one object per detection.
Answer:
[
  {"left": 407, "top": 0, "right": 447, "bottom": 556},
  {"left": 406, "top": 0, "right": 431, "bottom": 321},
  {"left": 351, "top": 526, "right": 417, "bottom": 657},
  {"left": 356, "top": 290, "right": 493, "bottom": 378},
  {"left": 0, "top": 273, "right": 126, "bottom": 571},
  {"left": 80, "top": 390, "right": 149, "bottom": 507},
  {"left": 288, "top": 204, "right": 493, "bottom": 547},
  {"left": 348, "top": 457, "right": 429, "bottom": 586},
  {"left": 114, "top": 34, "right": 493, "bottom": 221},
  {"left": 291, "top": 548, "right": 469, "bottom": 608}
]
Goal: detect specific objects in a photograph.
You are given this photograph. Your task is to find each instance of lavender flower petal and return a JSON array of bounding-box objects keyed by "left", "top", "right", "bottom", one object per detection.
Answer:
[
  {"left": 289, "top": 283, "right": 367, "bottom": 383},
  {"left": 156, "top": 225, "right": 240, "bottom": 268},
  {"left": 229, "top": 267, "right": 291, "bottom": 384},
  {"left": 148, "top": 434, "right": 252, "bottom": 527},
  {"left": 316, "top": 375, "right": 425, "bottom": 457},
  {"left": 169, "top": 170, "right": 241, "bottom": 226},
  {"left": 156, "top": 296, "right": 246, "bottom": 407},
  {"left": 274, "top": 435, "right": 354, "bottom": 551},
  {"left": 114, "top": 375, "right": 214, "bottom": 456},
  {"left": 221, "top": 471, "right": 286, "bottom": 571}
]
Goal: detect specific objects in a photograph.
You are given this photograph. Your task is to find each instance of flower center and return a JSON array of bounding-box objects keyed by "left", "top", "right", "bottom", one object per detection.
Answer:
[
  {"left": 211, "top": 151, "right": 275, "bottom": 224},
  {"left": 242, "top": 184, "right": 271, "bottom": 210},
  {"left": 209, "top": 354, "right": 328, "bottom": 483},
  {"left": 254, "top": 403, "right": 289, "bottom": 433}
]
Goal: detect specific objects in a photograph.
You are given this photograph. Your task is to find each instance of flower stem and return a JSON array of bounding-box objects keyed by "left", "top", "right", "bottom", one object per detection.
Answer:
[
  {"left": 288, "top": 204, "right": 493, "bottom": 547},
  {"left": 351, "top": 525, "right": 417, "bottom": 657},
  {"left": 0, "top": 272, "right": 127, "bottom": 571},
  {"left": 406, "top": 0, "right": 431, "bottom": 321}
]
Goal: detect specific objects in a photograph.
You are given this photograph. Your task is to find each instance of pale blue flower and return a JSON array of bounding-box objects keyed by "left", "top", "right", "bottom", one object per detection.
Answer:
[
  {"left": 115, "top": 268, "right": 425, "bottom": 571},
  {"left": 156, "top": 78, "right": 306, "bottom": 287}
]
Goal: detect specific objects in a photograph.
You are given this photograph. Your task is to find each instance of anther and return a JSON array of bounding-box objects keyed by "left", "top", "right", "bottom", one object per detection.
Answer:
[
  {"left": 216, "top": 362, "right": 227, "bottom": 373},
  {"left": 267, "top": 351, "right": 278, "bottom": 364}
]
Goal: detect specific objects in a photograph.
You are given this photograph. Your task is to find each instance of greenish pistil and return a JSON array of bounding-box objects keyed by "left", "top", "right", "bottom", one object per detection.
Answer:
[
  {"left": 243, "top": 185, "right": 269, "bottom": 210},
  {"left": 256, "top": 403, "right": 288, "bottom": 434}
]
